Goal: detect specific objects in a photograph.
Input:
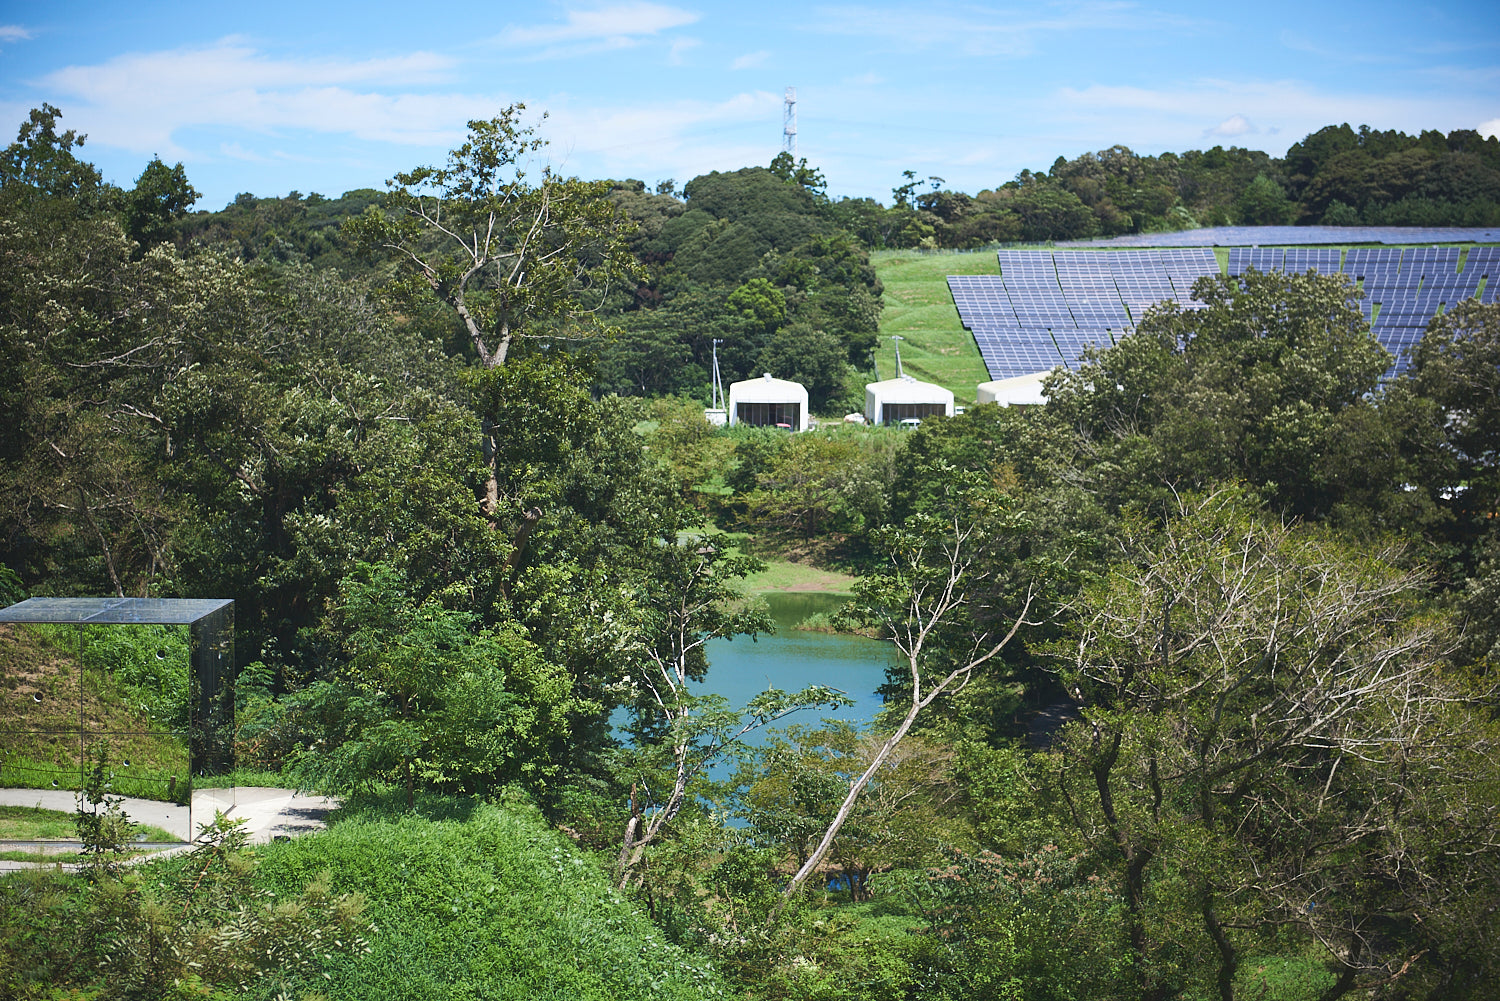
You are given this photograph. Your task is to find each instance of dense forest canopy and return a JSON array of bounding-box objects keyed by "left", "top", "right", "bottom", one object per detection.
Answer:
[{"left": 3, "top": 104, "right": 1500, "bottom": 1000}]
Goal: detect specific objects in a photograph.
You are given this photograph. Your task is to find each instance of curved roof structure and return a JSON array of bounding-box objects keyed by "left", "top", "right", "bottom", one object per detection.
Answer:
[
  {"left": 977, "top": 372, "right": 1049, "bottom": 407},
  {"left": 727, "top": 373, "right": 809, "bottom": 431},
  {"left": 865, "top": 374, "right": 954, "bottom": 425}
]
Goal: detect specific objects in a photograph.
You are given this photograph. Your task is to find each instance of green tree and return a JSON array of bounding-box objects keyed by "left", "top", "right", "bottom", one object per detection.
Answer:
[
  {"left": 344, "top": 105, "right": 640, "bottom": 370},
  {"left": 1044, "top": 267, "right": 1423, "bottom": 530},
  {"left": 726, "top": 277, "right": 786, "bottom": 339},
  {"left": 738, "top": 722, "right": 962, "bottom": 899},
  {"left": 1051, "top": 491, "right": 1500, "bottom": 999},
  {"left": 1007, "top": 183, "right": 1099, "bottom": 242},
  {"left": 768, "top": 152, "right": 827, "bottom": 197},
  {"left": 0, "top": 104, "right": 108, "bottom": 208},
  {"left": 287, "top": 562, "right": 573, "bottom": 804},
  {"left": 1235, "top": 172, "right": 1294, "bottom": 224},
  {"left": 755, "top": 325, "right": 850, "bottom": 412},
  {"left": 781, "top": 499, "right": 1040, "bottom": 901},
  {"left": 1410, "top": 299, "right": 1500, "bottom": 543},
  {"left": 124, "top": 156, "right": 199, "bottom": 251}
]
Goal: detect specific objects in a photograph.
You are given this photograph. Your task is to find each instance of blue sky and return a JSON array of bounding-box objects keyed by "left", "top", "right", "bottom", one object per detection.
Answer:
[{"left": 1, "top": 1, "right": 1495, "bottom": 210}]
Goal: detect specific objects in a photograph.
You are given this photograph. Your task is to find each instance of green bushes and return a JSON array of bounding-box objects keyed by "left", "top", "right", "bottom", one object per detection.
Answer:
[
  {"left": 1, "top": 795, "right": 725, "bottom": 1000},
  {"left": 251, "top": 796, "right": 725, "bottom": 1000}
]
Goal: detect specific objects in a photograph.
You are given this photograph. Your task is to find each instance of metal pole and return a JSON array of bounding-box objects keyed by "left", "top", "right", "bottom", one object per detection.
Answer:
[
  {"left": 78, "top": 626, "right": 84, "bottom": 795},
  {"left": 712, "top": 339, "right": 724, "bottom": 411}
]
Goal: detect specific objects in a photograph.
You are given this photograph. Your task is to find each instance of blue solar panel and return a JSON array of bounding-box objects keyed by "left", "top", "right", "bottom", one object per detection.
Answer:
[
  {"left": 1283, "top": 248, "right": 1342, "bottom": 273},
  {"left": 1229, "top": 247, "right": 1282, "bottom": 274},
  {"left": 1343, "top": 247, "right": 1403, "bottom": 275},
  {"left": 1052, "top": 328, "right": 1118, "bottom": 369},
  {"left": 1403, "top": 247, "right": 1461, "bottom": 279},
  {"left": 953, "top": 245, "right": 1495, "bottom": 382},
  {"left": 973, "top": 327, "right": 1068, "bottom": 379},
  {"left": 1063, "top": 226, "right": 1500, "bottom": 247}
]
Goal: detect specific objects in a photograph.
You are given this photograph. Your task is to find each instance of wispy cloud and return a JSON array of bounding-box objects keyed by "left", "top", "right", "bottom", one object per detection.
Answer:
[
  {"left": 0, "top": 24, "right": 32, "bottom": 44},
  {"left": 731, "top": 50, "right": 769, "bottom": 70},
  {"left": 669, "top": 37, "right": 700, "bottom": 64},
  {"left": 1278, "top": 30, "right": 1391, "bottom": 65},
  {"left": 1053, "top": 78, "right": 1487, "bottom": 154},
  {"left": 36, "top": 40, "right": 488, "bottom": 157},
  {"left": 218, "top": 142, "right": 268, "bottom": 162},
  {"left": 1419, "top": 63, "right": 1500, "bottom": 86},
  {"left": 496, "top": 3, "right": 700, "bottom": 58},
  {"left": 810, "top": 2, "right": 1204, "bottom": 57},
  {"left": 535, "top": 90, "right": 783, "bottom": 180}
]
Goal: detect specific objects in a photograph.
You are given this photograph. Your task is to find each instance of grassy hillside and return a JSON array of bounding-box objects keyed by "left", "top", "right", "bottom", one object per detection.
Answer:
[
  {"left": 0, "top": 624, "right": 190, "bottom": 801},
  {"left": 872, "top": 249, "right": 996, "bottom": 405},
  {"left": 252, "top": 796, "right": 725, "bottom": 1000}
]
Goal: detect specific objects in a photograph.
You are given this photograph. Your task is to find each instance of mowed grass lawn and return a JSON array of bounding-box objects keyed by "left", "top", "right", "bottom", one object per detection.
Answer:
[{"left": 872, "top": 249, "right": 997, "bottom": 405}]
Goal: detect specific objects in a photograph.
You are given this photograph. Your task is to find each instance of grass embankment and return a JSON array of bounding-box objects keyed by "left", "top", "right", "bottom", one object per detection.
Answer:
[
  {"left": 0, "top": 804, "right": 180, "bottom": 844},
  {"left": 0, "top": 804, "right": 183, "bottom": 862},
  {"left": 0, "top": 624, "right": 190, "bottom": 802},
  {"left": 251, "top": 794, "right": 724, "bottom": 1000},
  {"left": 739, "top": 557, "right": 857, "bottom": 595},
  {"left": 872, "top": 249, "right": 996, "bottom": 405}
]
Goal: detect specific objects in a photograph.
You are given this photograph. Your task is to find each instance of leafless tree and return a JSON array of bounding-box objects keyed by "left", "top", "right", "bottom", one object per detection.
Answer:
[{"left": 780, "top": 513, "right": 1038, "bottom": 903}]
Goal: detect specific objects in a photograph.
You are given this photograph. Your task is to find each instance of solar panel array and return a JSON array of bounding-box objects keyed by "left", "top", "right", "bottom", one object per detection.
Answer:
[
  {"left": 950, "top": 249, "right": 1216, "bottom": 379},
  {"left": 953, "top": 247, "right": 1498, "bottom": 381}
]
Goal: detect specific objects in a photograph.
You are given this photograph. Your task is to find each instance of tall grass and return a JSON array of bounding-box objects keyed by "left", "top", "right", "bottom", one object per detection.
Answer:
[{"left": 251, "top": 794, "right": 726, "bottom": 1000}]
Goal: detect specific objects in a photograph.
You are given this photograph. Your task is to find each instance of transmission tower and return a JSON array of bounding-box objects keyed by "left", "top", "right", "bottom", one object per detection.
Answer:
[{"left": 782, "top": 87, "right": 797, "bottom": 158}]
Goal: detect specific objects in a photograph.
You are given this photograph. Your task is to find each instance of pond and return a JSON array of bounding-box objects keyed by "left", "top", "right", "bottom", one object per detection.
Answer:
[{"left": 697, "top": 591, "right": 894, "bottom": 743}]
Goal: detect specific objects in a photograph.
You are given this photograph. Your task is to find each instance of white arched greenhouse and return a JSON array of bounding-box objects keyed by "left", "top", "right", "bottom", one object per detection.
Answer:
[
  {"left": 864, "top": 374, "right": 955, "bottom": 426},
  {"left": 727, "top": 374, "right": 810, "bottom": 431},
  {"left": 976, "top": 371, "right": 1049, "bottom": 407}
]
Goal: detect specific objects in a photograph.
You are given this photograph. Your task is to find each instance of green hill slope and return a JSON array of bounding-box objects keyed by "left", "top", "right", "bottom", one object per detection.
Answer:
[
  {"left": 872, "top": 249, "right": 995, "bottom": 404},
  {"left": 252, "top": 798, "right": 725, "bottom": 1000},
  {"left": 0, "top": 623, "right": 190, "bottom": 801}
]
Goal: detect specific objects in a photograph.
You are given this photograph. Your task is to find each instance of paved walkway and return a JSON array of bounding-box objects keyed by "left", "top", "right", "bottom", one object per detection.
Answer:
[{"left": 0, "top": 787, "right": 338, "bottom": 871}]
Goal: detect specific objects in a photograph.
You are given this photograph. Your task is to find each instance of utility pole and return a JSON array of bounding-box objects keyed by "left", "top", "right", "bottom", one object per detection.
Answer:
[
  {"left": 711, "top": 339, "right": 725, "bottom": 411},
  {"left": 782, "top": 87, "right": 797, "bottom": 158},
  {"left": 891, "top": 335, "right": 905, "bottom": 378}
]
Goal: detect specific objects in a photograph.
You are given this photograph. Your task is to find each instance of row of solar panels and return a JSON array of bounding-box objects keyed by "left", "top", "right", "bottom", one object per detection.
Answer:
[{"left": 951, "top": 248, "right": 1499, "bottom": 381}]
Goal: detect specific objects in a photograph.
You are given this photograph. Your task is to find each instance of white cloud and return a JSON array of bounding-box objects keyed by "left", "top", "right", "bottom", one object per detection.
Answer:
[
  {"left": 1051, "top": 78, "right": 1490, "bottom": 154},
  {"left": 668, "top": 37, "right": 700, "bottom": 64},
  {"left": 35, "top": 41, "right": 490, "bottom": 158},
  {"left": 498, "top": 3, "right": 699, "bottom": 52},
  {"left": 1277, "top": 30, "right": 1390, "bottom": 65},
  {"left": 810, "top": 2, "right": 1205, "bottom": 58},
  {"left": 0, "top": 24, "right": 32, "bottom": 43},
  {"left": 219, "top": 142, "right": 268, "bottom": 162},
  {"left": 1206, "top": 114, "right": 1256, "bottom": 138},
  {"left": 1481, "top": 118, "right": 1500, "bottom": 139},
  {"left": 538, "top": 90, "right": 782, "bottom": 178},
  {"left": 731, "top": 50, "right": 769, "bottom": 70}
]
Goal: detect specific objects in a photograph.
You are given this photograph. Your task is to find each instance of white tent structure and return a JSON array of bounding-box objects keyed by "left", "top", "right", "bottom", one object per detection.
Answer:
[
  {"left": 727, "top": 373, "right": 810, "bottom": 431},
  {"left": 976, "top": 371, "right": 1049, "bottom": 407},
  {"left": 865, "top": 374, "right": 955, "bottom": 426}
]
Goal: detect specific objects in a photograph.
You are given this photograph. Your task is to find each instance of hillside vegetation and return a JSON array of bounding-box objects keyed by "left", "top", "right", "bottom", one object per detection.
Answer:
[
  {"left": 0, "top": 624, "right": 189, "bottom": 801},
  {"left": 5, "top": 105, "right": 1500, "bottom": 999}
]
